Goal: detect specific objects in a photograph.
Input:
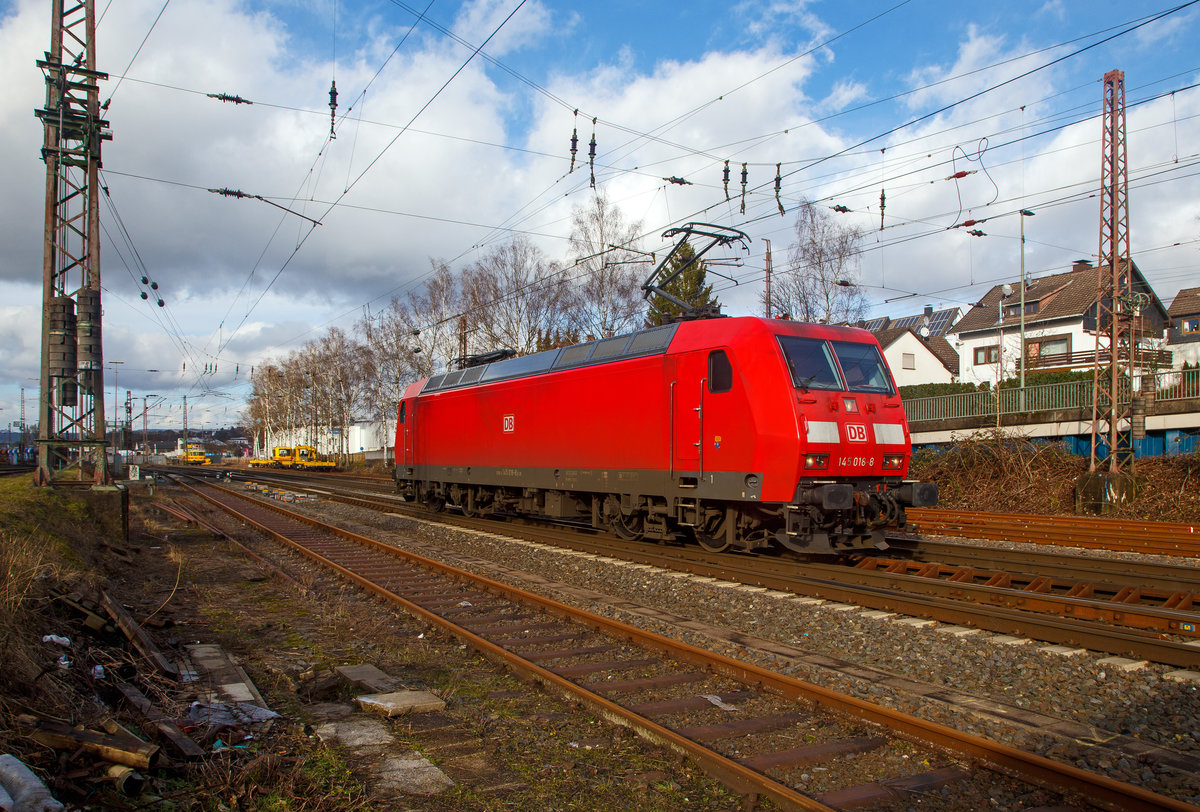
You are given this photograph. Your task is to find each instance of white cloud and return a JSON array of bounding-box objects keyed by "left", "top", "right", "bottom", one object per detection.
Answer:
[{"left": 2, "top": 0, "right": 1197, "bottom": 423}]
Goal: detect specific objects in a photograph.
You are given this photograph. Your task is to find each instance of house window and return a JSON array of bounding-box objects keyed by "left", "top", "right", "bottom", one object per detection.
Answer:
[
  {"left": 1004, "top": 302, "right": 1038, "bottom": 319},
  {"left": 973, "top": 345, "right": 999, "bottom": 365},
  {"left": 1184, "top": 318, "right": 1200, "bottom": 335},
  {"left": 901, "top": 352, "right": 916, "bottom": 370},
  {"left": 1026, "top": 335, "right": 1070, "bottom": 359},
  {"left": 1039, "top": 337, "right": 1069, "bottom": 356}
]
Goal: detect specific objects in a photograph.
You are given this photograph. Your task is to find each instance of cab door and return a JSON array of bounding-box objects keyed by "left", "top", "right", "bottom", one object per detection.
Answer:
[
  {"left": 669, "top": 352, "right": 706, "bottom": 478},
  {"left": 399, "top": 399, "right": 414, "bottom": 466}
]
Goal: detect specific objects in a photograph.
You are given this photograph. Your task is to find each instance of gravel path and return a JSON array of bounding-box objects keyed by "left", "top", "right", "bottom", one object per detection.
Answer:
[{"left": 275, "top": 495, "right": 1200, "bottom": 806}]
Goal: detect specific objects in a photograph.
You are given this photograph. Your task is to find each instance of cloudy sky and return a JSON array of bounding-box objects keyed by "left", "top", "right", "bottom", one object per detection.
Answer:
[{"left": 1, "top": 0, "right": 1197, "bottom": 431}]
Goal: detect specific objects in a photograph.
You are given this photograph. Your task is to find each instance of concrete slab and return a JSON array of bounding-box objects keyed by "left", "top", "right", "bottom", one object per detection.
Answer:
[
  {"left": 859, "top": 610, "right": 897, "bottom": 620},
  {"left": 336, "top": 664, "right": 405, "bottom": 693},
  {"left": 1165, "top": 670, "right": 1200, "bottom": 684},
  {"left": 936, "top": 626, "right": 981, "bottom": 637},
  {"left": 895, "top": 618, "right": 937, "bottom": 628},
  {"left": 1040, "top": 645, "right": 1088, "bottom": 657},
  {"left": 987, "top": 635, "right": 1031, "bottom": 646},
  {"left": 824, "top": 603, "right": 859, "bottom": 612},
  {"left": 356, "top": 690, "right": 447, "bottom": 717},
  {"left": 1096, "top": 656, "right": 1148, "bottom": 672},
  {"left": 314, "top": 718, "right": 394, "bottom": 748},
  {"left": 374, "top": 752, "right": 455, "bottom": 795},
  {"left": 306, "top": 702, "right": 355, "bottom": 721}
]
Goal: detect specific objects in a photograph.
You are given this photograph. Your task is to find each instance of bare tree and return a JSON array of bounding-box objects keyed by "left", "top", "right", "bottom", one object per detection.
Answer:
[
  {"left": 567, "top": 191, "right": 647, "bottom": 338},
  {"left": 769, "top": 202, "right": 867, "bottom": 324},
  {"left": 462, "top": 236, "right": 570, "bottom": 356}
]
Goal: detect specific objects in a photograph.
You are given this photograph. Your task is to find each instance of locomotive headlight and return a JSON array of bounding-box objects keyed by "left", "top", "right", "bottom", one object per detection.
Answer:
[
  {"left": 804, "top": 454, "right": 829, "bottom": 469},
  {"left": 882, "top": 454, "right": 905, "bottom": 469}
]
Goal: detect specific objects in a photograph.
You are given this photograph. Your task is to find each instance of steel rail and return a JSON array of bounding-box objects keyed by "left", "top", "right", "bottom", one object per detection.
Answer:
[
  {"left": 173, "top": 476, "right": 1199, "bottom": 812},
  {"left": 910, "top": 508, "right": 1200, "bottom": 558},
  {"left": 181, "top": 468, "right": 1200, "bottom": 666},
  {"left": 886, "top": 538, "right": 1200, "bottom": 594},
  {"left": 176, "top": 479, "right": 833, "bottom": 811}
]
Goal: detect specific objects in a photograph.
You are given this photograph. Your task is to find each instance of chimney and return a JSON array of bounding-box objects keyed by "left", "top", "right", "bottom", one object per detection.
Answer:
[
  {"left": 1072, "top": 258, "right": 1093, "bottom": 273},
  {"left": 923, "top": 305, "right": 933, "bottom": 318}
]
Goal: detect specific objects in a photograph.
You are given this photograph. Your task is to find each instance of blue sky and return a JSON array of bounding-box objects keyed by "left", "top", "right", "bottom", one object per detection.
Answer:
[{"left": 0, "top": 0, "right": 1197, "bottom": 430}]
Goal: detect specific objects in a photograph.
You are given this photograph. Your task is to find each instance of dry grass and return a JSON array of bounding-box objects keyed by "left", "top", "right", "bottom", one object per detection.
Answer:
[{"left": 911, "top": 429, "right": 1200, "bottom": 522}]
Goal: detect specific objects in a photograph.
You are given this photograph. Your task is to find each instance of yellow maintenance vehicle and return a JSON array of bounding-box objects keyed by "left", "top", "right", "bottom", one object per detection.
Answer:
[
  {"left": 248, "top": 445, "right": 337, "bottom": 471},
  {"left": 183, "top": 443, "right": 210, "bottom": 465}
]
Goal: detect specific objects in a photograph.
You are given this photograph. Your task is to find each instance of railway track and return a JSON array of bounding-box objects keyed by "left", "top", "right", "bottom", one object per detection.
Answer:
[
  {"left": 910, "top": 508, "right": 1200, "bottom": 558},
  {"left": 174, "top": 475, "right": 1192, "bottom": 812},
  {"left": 173, "top": 467, "right": 1200, "bottom": 667}
]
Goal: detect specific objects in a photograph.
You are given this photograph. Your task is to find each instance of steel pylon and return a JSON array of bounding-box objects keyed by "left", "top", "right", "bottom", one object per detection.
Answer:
[{"left": 34, "top": 0, "right": 112, "bottom": 485}]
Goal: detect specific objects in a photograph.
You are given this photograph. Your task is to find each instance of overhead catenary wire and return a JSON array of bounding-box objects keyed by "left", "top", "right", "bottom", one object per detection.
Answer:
[
  {"left": 87, "top": 0, "right": 1200, "bottom": 383},
  {"left": 215, "top": 0, "right": 532, "bottom": 357}
]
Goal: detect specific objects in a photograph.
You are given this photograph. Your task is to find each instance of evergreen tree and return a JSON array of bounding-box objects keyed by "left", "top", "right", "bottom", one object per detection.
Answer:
[{"left": 645, "top": 241, "right": 719, "bottom": 326}]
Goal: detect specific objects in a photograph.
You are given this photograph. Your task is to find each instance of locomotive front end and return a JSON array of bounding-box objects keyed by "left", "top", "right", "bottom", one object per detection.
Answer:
[{"left": 775, "top": 327, "right": 937, "bottom": 554}]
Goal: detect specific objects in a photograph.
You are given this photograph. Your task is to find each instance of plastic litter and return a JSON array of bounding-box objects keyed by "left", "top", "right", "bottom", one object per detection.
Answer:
[
  {"left": 188, "top": 702, "right": 280, "bottom": 729},
  {"left": 40, "top": 636, "right": 69, "bottom": 647},
  {"left": 90, "top": 665, "right": 105, "bottom": 681},
  {"left": 701, "top": 694, "right": 739, "bottom": 711},
  {"left": 55, "top": 656, "right": 70, "bottom": 671},
  {"left": 0, "top": 754, "right": 65, "bottom": 812}
]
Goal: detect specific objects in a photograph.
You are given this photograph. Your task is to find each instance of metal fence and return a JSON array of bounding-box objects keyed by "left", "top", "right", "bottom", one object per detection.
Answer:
[{"left": 904, "top": 368, "right": 1200, "bottom": 424}]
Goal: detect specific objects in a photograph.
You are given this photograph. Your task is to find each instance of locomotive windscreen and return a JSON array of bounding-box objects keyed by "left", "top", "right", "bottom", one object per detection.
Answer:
[
  {"left": 777, "top": 336, "right": 841, "bottom": 390},
  {"left": 778, "top": 336, "right": 894, "bottom": 395},
  {"left": 830, "top": 340, "right": 894, "bottom": 395}
]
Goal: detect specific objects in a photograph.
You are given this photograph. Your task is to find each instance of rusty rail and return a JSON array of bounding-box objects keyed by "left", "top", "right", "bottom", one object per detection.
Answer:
[
  {"left": 909, "top": 509, "right": 1200, "bottom": 558},
  {"left": 174, "top": 475, "right": 1196, "bottom": 812}
]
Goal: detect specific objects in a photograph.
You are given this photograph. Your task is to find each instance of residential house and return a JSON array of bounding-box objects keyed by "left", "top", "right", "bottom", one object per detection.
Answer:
[
  {"left": 949, "top": 259, "right": 1170, "bottom": 387},
  {"left": 872, "top": 326, "right": 959, "bottom": 387},
  {"left": 1167, "top": 287, "right": 1200, "bottom": 369}
]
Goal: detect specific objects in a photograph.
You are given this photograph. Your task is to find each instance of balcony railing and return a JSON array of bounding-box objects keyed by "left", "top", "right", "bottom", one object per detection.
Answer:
[
  {"left": 1016, "top": 348, "right": 1173, "bottom": 372},
  {"left": 904, "top": 367, "right": 1200, "bottom": 425}
]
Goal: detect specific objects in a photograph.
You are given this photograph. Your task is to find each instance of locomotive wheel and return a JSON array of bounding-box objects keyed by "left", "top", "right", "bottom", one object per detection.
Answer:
[
  {"left": 423, "top": 493, "right": 446, "bottom": 513},
  {"left": 609, "top": 511, "right": 644, "bottom": 540},
  {"left": 692, "top": 513, "right": 731, "bottom": 553}
]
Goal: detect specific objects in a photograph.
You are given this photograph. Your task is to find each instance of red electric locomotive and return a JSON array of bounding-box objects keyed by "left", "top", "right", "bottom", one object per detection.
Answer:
[{"left": 393, "top": 316, "right": 937, "bottom": 555}]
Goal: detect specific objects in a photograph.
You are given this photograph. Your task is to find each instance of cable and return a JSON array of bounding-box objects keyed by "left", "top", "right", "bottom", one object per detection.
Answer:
[{"left": 102, "top": 0, "right": 172, "bottom": 108}]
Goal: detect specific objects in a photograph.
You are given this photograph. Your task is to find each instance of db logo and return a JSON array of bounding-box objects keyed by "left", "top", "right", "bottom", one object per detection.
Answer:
[
  {"left": 846, "top": 423, "right": 868, "bottom": 443},
  {"left": 502, "top": 414, "right": 515, "bottom": 433}
]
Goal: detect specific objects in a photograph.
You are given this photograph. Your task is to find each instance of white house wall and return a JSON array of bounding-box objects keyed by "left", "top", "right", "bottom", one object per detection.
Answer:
[
  {"left": 883, "top": 333, "right": 954, "bottom": 387},
  {"left": 953, "top": 320, "right": 1096, "bottom": 386}
]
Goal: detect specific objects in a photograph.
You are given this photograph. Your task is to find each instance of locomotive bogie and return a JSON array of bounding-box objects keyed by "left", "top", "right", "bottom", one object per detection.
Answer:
[{"left": 394, "top": 317, "right": 936, "bottom": 557}]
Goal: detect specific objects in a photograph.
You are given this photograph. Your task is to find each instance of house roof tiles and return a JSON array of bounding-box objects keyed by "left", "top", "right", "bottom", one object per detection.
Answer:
[{"left": 1168, "top": 287, "right": 1200, "bottom": 317}]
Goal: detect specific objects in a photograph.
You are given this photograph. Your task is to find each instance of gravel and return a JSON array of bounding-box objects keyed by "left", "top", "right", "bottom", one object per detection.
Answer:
[{"left": 281, "top": 497, "right": 1200, "bottom": 807}]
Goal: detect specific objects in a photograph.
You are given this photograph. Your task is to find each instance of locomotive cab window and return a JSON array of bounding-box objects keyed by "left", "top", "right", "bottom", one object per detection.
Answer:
[
  {"left": 398, "top": 402, "right": 406, "bottom": 424},
  {"left": 708, "top": 350, "right": 733, "bottom": 393},
  {"left": 777, "top": 336, "right": 842, "bottom": 391},
  {"left": 831, "top": 341, "right": 894, "bottom": 395}
]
